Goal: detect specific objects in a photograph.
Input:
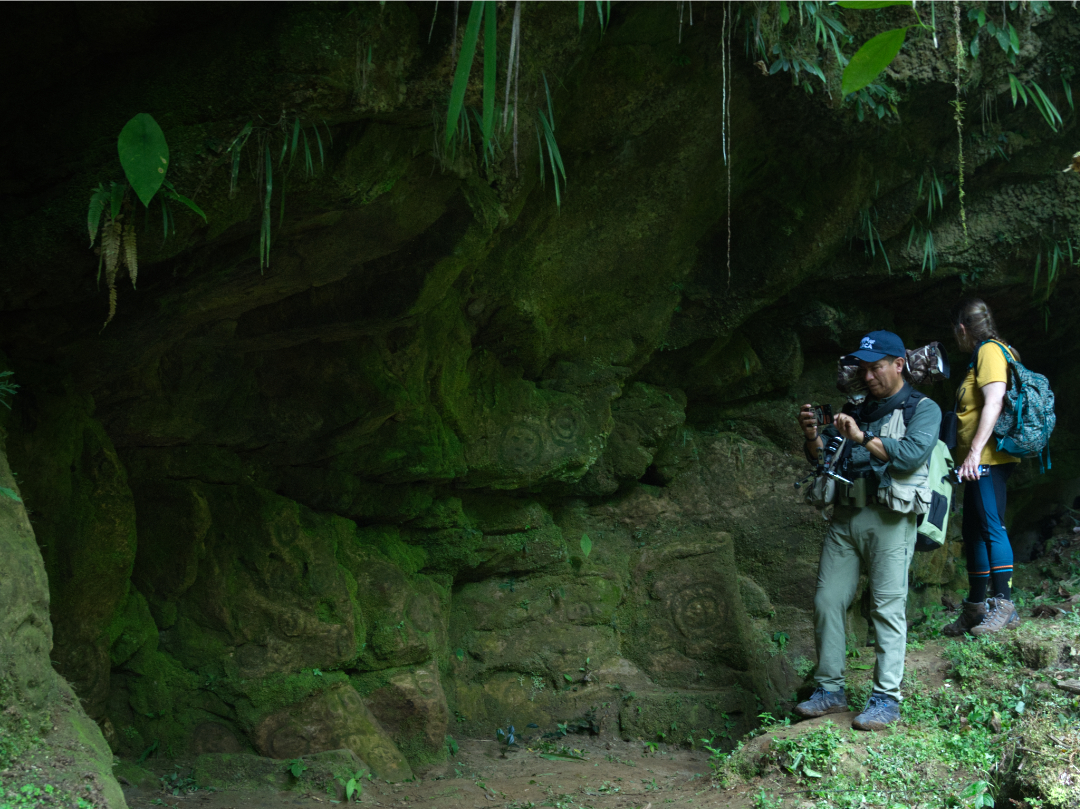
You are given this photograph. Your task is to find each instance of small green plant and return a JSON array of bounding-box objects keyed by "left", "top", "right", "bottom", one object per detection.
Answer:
[
  {"left": 495, "top": 724, "right": 517, "bottom": 755},
  {"left": 752, "top": 787, "right": 783, "bottom": 809},
  {"left": 771, "top": 631, "right": 789, "bottom": 652},
  {"left": 641, "top": 740, "right": 659, "bottom": 757},
  {"left": 578, "top": 657, "right": 592, "bottom": 683},
  {"left": 160, "top": 769, "right": 199, "bottom": 796},
  {"left": 0, "top": 371, "right": 18, "bottom": 410},
  {"left": 336, "top": 768, "right": 370, "bottom": 802},
  {"left": 285, "top": 758, "right": 308, "bottom": 780},
  {"left": 958, "top": 779, "right": 995, "bottom": 808},
  {"left": 773, "top": 722, "right": 841, "bottom": 779}
]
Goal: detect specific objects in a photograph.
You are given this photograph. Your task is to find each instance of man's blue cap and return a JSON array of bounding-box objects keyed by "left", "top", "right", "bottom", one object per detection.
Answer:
[{"left": 846, "top": 330, "right": 906, "bottom": 362}]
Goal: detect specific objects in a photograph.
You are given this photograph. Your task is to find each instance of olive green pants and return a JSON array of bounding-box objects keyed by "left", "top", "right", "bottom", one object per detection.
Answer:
[{"left": 812, "top": 503, "right": 915, "bottom": 700}]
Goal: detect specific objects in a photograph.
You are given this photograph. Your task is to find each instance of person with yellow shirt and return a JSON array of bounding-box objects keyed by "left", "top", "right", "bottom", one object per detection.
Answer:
[{"left": 943, "top": 298, "right": 1021, "bottom": 637}]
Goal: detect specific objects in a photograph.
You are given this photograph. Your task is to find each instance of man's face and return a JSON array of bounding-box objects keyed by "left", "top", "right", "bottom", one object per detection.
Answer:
[{"left": 859, "top": 356, "right": 904, "bottom": 399}]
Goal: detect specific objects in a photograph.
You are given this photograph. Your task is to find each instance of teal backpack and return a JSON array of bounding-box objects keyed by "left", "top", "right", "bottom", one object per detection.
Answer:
[{"left": 974, "top": 341, "right": 1056, "bottom": 471}]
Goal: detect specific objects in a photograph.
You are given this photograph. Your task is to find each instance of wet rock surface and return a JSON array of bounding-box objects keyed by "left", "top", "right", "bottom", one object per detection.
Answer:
[{"left": 2, "top": 4, "right": 1080, "bottom": 806}]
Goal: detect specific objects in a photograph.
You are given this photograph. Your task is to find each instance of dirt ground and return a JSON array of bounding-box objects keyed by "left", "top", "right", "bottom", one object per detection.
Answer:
[{"left": 118, "top": 642, "right": 960, "bottom": 809}]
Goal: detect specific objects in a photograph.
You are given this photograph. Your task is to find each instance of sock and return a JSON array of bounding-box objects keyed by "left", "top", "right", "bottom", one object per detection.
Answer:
[
  {"left": 990, "top": 571, "right": 1012, "bottom": 601},
  {"left": 968, "top": 577, "right": 988, "bottom": 603}
]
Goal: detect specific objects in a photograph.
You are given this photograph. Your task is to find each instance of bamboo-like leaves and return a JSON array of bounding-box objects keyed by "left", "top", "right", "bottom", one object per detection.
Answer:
[
  {"left": 481, "top": 1, "right": 497, "bottom": 158},
  {"left": 446, "top": 1, "right": 485, "bottom": 149},
  {"left": 1008, "top": 74, "right": 1063, "bottom": 131},
  {"left": 159, "top": 179, "right": 207, "bottom": 222},
  {"left": 229, "top": 121, "right": 254, "bottom": 199},
  {"left": 836, "top": 1, "right": 913, "bottom": 8},
  {"left": 536, "top": 74, "right": 567, "bottom": 209}
]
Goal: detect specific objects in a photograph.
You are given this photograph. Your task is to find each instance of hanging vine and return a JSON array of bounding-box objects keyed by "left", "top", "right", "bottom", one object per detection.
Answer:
[{"left": 953, "top": 0, "right": 968, "bottom": 245}]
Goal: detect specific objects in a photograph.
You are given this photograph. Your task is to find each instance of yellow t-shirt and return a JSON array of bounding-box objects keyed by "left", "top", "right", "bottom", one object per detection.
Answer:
[{"left": 954, "top": 339, "right": 1021, "bottom": 466}]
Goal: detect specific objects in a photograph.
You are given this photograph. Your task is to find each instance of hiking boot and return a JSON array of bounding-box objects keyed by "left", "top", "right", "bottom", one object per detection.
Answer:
[
  {"left": 852, "top": 692, "right": 900, "bottom": 731},
  {"left": 969, "top": 597, "right": 1019, "bottom": 637},
  {"left": 794, "top": 687, "right": 849, "bottom": 718},
  {"left": 942, "top": 599, "right": 988, "bottom": 637}
]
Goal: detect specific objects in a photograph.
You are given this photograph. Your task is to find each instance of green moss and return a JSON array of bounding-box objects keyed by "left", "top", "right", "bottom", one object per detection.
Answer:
[
  {"left": 107, "top": 586, "right": 158, "bottom": 668},
  {"left": 357, "top": 526, "right": 428, "bottom": 576},
  {"left": 232, "top": 670, "right": 349, "bottom": 731}
]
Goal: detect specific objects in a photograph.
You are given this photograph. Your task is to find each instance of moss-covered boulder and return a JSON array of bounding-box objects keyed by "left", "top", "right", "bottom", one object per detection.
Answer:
[
  {"left": 0, "top": 417, "right": 127, "bottom": 807},
  {"left": 4, "top": 387, "right": 137, "bottom": 718},
  {"left": 251, "top": 683, "right": 413, "bottom": 782}
]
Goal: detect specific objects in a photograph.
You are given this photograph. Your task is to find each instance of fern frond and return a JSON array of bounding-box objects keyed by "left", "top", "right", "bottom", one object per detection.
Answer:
[
  {"left": 87, "top": 184, "right": 110, "bottom": 247},
  {"left": 123, "top": 222, "right": 138, "bottom": 288},
  {"left": 104, "top": 283, "right": 118, "bottom": 329},
  {"left": 102, "top": 217, "right": 122, "bottom": 289}
]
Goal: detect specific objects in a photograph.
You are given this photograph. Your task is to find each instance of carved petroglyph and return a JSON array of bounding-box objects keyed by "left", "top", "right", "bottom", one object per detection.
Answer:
[
  {"left": 548, "top": 405, "right": 583, "bottom": 446},
  {"left": 501, "top": 424, "right": 542, "bottom": 469}
]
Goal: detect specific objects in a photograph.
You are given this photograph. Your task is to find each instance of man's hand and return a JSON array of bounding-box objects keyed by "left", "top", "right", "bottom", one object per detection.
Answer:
[
  {"left": 834, "top": 413, "right": 864, "bottom": 445},
  {"left": 798, "top": 404, "right": 819, "bottom": 440}
]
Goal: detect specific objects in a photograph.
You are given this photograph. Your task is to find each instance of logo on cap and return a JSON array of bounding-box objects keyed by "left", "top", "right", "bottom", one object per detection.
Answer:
[{"left": 860, "top": 337, "right": 876, "bottom": 350}]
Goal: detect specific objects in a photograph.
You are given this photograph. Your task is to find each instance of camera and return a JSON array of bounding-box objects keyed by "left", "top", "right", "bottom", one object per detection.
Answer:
[{"left": 811, "top": 403, "right": 833, "bottom": 427}]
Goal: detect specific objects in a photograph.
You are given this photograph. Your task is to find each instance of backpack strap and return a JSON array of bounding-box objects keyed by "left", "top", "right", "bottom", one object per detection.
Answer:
[
  {"left": 858, "top": 386, "right": 917, "bottom": 426},
  {"left": 901, "top": 389, "right": 926, "bottom": 427},
  {"left": 969, "top": 339, "right": 1014, "bottom": 376}
]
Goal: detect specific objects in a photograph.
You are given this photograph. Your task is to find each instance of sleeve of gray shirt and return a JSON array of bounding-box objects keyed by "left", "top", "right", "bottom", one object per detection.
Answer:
[{"left": 872, "top": 397, "right": 943, "bottom": 475}]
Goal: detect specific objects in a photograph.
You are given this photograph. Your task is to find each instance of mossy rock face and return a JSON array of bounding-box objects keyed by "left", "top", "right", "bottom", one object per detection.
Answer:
[
  {"left": 251, "top": 683, "right": 413, "bottom": 782},
  {"left": 623, "top": 535, "right": 756, "bottom": 689},
  {"left": 4, "top": 388, "right": 137, "bottom": 719},
  {"left": 134, "top": 482, "right": 360, "bottom": 677},
  {"left": 111, "top": 478, "right": 452, "bottom": 767},
  {"left": 453, "top": 574, "right": 621, "bottom": 633},
  {"left": 617, "top": 687, "right": 758, "bottom": 746},
  {"left": 0, "top": 438, "right": 56, "bottom": 751},
  {"left": 574, "top": 382, "right": 686, "bottom": 495},
  {"left": 354, "top": 664, "right": 449, "bottom": 774},
  {"left": 0, "top": 429, "right": 126, "bottom": 804},
  {"left": 407, "top": 498, "right": 570, "bottom": 580},
  {"left": 338, "top": 531, "right": 450, "bottom": 671}
]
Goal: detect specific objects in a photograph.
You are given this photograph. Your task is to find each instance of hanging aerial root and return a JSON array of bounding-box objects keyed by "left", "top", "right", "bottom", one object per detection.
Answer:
[{"left": 953, "top": 0, "right": 968, "bottom": 244}]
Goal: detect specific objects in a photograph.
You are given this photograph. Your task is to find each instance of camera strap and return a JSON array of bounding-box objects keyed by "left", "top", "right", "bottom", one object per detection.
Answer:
[{"left": 855, "top": 384, "right": 915, "bottom": 428}]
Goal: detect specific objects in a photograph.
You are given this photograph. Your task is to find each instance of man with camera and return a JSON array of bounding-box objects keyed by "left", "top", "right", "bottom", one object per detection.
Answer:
[{"left": 794, "top": 331, "right": 942, "bottom": 730}]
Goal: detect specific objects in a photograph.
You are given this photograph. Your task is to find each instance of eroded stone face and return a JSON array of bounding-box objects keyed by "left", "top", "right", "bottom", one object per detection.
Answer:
[
  {"left": 362, "top": 665, "right": 449, "bottom": 773},
  {"left": 251, "top": 683, "right": 413, "bottom": 782},
  {"left": 625, "top": 535, "right": 755, "bottom": 688}
]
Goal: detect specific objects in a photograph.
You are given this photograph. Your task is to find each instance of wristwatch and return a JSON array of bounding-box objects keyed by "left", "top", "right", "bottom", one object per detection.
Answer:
[{"left": 860, "top": 431, "right": 874, "bottom": 447}]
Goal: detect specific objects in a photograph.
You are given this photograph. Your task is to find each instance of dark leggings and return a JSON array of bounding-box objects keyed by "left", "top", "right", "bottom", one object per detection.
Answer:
[{"left": 961, "top": 463, "right": 1014, "bottom": 600}]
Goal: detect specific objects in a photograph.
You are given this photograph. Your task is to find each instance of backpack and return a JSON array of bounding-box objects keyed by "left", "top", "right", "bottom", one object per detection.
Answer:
[
  {"left": 897, "top": 391, "right": 955, "bottom": 552},
  {"left": 975, "top": 341, "right": 1056, "bottom": 471}
]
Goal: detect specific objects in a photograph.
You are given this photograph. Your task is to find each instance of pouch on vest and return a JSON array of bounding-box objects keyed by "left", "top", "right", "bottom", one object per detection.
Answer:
[
  {"left": 897, "top": 393, "right": 955, "bottom": 552},
  {"left": 807, "top": 474, "right": 837, "bottom": 508},
  {"left": 915, "top": 438, "right": 955, "bottom": 552}
]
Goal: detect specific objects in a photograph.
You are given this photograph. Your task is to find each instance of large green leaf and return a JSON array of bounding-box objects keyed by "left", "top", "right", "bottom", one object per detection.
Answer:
[
  {"left": 836, "top": 1, "right": 913, "bottom": 8},
  {"left": 841, "top": 26, "right": 909, "bottom": 96},
  {"left": 118, "top": 113, "right": 169, "bottom": 207},
  {"left": 481, "top": 0, "right": 497, "bottom": 151}
]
